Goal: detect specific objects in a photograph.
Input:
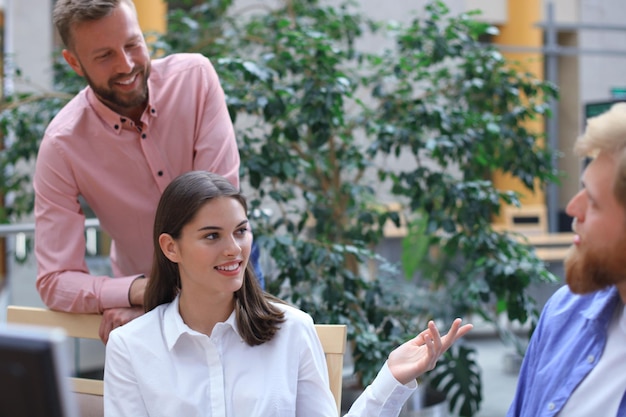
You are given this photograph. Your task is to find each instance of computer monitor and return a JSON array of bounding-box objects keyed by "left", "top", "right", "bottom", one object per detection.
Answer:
[{"left": 0, "top": 324, "right": 79, "bottom": 417}]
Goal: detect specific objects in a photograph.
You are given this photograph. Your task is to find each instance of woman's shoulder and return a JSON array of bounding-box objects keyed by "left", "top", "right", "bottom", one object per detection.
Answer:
[
  {"left": 109, "top": 304, "right": 168, "bottom": 345},
  {"left": 271, "top": 301, "right": 316, "bottom": 332}
]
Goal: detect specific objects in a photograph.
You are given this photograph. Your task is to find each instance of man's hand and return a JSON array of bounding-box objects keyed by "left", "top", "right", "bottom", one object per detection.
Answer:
[
  {"left": 387, "top": 318, "right": 473, "bottom": 385},
  {"left": 99, "top": 306, "right": 144, "bottom": 344}
]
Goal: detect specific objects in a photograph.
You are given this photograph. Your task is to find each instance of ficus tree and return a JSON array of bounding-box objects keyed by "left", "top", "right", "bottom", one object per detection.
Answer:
[
  {"left": 0, "top": 1, "right": 559, "bottom": 415},
  {"left": 164, "top": 1, "right": 558, "bottom": 415}
]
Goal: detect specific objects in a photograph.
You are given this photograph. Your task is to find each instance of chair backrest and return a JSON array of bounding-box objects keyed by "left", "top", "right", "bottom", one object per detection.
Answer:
[
  {"left": 6, "top": 306, "right": 347, "bottom": 416},
  {"left": 315, "top": 324, "right": 347, "bottom": 415}
]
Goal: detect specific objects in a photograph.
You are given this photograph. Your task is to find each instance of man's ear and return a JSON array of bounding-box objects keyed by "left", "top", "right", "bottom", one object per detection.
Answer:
[
  {"left": 159, "top": 233, "right": 180, "bottom": 263},
  {"left": 62, "top": 49, "right": 84, "bottom": 77}
]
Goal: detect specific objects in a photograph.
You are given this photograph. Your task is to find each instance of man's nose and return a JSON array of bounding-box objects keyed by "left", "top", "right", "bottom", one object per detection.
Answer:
[
  {"left": 565, "top": 190, "right": 585, "bottom": 222},
  {"left": 115, "top": 50, "right": 133, "bottom": 74}
]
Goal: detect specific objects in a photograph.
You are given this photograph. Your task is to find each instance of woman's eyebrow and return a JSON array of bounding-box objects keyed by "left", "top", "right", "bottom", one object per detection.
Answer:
[{"left": 196, "top": 219, "right": 248, "bottom": 232}]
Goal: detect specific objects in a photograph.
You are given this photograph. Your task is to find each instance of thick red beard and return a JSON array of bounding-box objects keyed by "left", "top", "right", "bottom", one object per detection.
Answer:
[{"left": 564, "top": 235, "right": 626, "bottom": 294}]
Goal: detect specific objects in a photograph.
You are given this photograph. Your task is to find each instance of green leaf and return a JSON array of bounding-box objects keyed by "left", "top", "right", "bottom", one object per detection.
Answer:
[
  {"left": 401, "top": 213, "right": 430, "bottom": 280},
  {"left": 429, "top": 345, "right": 482, "bottom": 417}
]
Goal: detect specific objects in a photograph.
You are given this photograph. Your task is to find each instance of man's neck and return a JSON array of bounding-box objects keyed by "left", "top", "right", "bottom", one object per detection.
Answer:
[
  {"left": 115, "top": 104, "right": 146, "bottom": 126},
  {"left": 95, "top": 93, "right": 147, "bottom": 126}
]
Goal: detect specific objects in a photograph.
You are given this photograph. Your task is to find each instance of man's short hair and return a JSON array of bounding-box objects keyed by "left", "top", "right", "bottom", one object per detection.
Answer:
[
  {"left": 53, "top": 0, "right": 137, "bottom": 50},
  {"left": 576, "top": 102, "right": 626, "bottom": 207},
  {"left": 575, "top": 102, "right": 626, "bottom": 157}
]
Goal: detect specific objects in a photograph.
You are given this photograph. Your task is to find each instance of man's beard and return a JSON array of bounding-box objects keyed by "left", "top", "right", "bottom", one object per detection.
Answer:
[
  {"left": 83, "top": 63, "right": 150, "bottom": 113},
  {"left": 564, "top": 233, "right": 626, "bottom": 294}
]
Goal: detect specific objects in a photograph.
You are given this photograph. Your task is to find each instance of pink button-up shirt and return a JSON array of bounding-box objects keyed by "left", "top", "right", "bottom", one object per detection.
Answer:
[{"left": 34, "top": 53, "right": 240, "bottom": 313}]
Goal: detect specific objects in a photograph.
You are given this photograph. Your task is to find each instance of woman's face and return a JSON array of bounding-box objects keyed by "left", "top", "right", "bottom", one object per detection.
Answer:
[{"left": 159, "top": 196, "right": 252, "bottom": 298}]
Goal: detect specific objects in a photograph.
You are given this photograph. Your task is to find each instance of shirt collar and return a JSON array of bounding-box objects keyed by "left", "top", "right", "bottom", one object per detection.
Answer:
[
  {"left": 85, "top": 86, "right": 158, "bottom": 135},
  {"left": 580, "top": 286, "right": 621, "bottom": 325},
  {"left": 163, "top": 295, "right": 241, "bottom": 351}
]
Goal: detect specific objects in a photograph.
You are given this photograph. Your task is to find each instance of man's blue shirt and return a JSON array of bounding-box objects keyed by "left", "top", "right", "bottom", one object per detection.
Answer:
[
  {"left": 250, "top": 241, "right": 265, "bottom": 289},
  {"left": 507, "top": 285, "right": 626, "bottom": 416}
]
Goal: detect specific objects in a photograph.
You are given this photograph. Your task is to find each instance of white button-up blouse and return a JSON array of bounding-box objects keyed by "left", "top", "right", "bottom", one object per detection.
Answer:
[{"left": 104, "top": 297, "right": 415, "bottom": 417}]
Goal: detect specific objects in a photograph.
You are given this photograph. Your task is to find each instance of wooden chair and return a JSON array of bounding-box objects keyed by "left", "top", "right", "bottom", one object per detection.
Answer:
[
  {"left": 6, "top": 306, "right": 347, "bottom": 416},
  {"left": 314, "top": 323, "right": 347, "bottom": 415}
]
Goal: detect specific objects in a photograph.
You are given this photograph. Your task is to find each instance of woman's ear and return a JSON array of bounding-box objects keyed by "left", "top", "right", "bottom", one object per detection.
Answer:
[{"left": 159, "top": 233, "right": 180, "bottom": 263}]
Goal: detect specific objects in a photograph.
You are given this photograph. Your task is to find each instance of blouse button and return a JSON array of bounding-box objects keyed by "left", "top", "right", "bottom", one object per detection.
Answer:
[
  {"left": 114, "top": 124, "right": 119, "bottom": 130},
  {"left": 158, "top": 171, "right": 163, "bottom": 176},
  {"left": 587, "top": 355, "right": 595, "bottom": 363},
  {"left": 141, "top": 133, "right": 147, "bottom": 139},
  {"left": 548, "top": 402, "right": 555, "bottom": 411}
]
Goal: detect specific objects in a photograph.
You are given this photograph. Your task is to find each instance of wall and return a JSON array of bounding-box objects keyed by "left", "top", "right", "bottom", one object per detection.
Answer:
[
  {"left": 563, "top": 0, "right": 626, "bottom": 219},
  {"left": 4, "top": 0, "right": 53, "bottom": 94}
]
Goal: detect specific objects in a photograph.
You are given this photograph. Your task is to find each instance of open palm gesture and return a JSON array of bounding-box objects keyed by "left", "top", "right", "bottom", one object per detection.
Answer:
[{"left": 387, "top": 318, "right": 473, "bottom": 385}]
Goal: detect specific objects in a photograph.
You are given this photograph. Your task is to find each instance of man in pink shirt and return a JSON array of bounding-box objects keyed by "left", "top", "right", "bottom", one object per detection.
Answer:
[{"left": 34, "top": 0, "right": 244, "bottom": 342}]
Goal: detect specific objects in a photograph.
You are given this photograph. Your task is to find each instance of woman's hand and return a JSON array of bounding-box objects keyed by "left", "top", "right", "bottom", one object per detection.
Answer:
[{"left": 387, "top": 318, "right": 473, "bottom": 385}]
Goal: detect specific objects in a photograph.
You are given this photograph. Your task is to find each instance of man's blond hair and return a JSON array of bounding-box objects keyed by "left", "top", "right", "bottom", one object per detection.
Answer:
[{"left": 575, "top": 102, "right": 626, "bottom": 207}]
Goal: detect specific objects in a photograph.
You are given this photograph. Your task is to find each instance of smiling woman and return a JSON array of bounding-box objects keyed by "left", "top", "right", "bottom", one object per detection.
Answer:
[
  {"left": 146, "top": 172, "right": 271, "bottom": 340},
  {"left": 103, "top": 170, "right": 472, "bottom": 417}
]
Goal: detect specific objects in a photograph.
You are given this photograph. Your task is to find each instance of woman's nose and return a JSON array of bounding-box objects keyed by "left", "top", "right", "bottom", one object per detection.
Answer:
[{"left": 223, "top": 236, "right": 242, "bottom": 257}]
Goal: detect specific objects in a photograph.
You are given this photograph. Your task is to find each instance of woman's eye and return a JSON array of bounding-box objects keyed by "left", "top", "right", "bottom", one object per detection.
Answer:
[
  {"left": 236, "top": 227, "right": 248, "bottom": 236},
  {"left": 205, "top": 233, "right": 219, "bottom": 240}
]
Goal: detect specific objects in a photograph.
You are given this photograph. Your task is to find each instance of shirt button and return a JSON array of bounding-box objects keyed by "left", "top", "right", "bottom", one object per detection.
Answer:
[
  {"left": 158, "top": 170, "right": 163, "bottom": 176},
  {"left": 141, "top": 133, "right": 147, "bottom": 139},
  {"left": 151, "top": 108, "right": 156, "bottom": 114},
  {"left": 114, "top": 124, "right": 119, "bottom": 130},
  {"left": 587, "top": 355, "right": 595, "bottom": 363},
  {"left": 548, "top": 402, "right": 555, "bottom": 411}
]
